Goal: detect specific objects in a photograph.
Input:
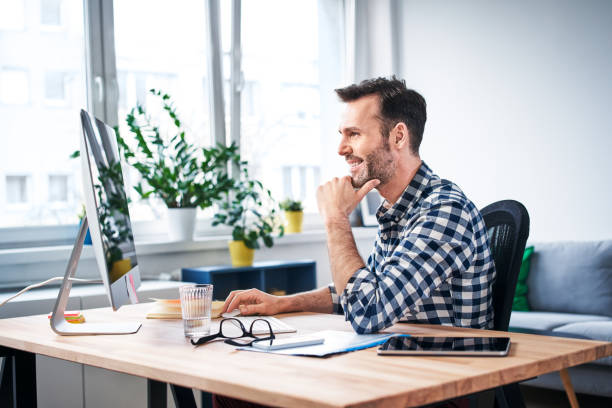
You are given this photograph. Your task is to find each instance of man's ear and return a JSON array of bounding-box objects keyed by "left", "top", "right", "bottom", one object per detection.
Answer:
[{"left": 391, "top": 122, "right": 410, "bottom": 149}]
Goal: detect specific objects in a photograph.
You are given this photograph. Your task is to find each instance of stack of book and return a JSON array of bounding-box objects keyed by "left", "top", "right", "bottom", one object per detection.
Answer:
[{"left": 146, "top": 298, "right": 225, "bottom": 319}]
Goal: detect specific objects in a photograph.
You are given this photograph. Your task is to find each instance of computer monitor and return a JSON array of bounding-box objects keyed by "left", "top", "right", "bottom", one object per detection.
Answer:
[{"left": 50, "top": 110, "right": 142, "bottom": 335}]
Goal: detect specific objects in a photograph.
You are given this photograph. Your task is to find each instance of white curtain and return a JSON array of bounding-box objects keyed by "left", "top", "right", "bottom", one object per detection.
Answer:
[{"left": 344, "top": 0, "right": 401, "bottom": 82}]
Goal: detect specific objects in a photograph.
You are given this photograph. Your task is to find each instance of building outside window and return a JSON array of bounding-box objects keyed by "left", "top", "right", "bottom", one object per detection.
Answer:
[
  {"left": 5, "top": 175, "right": 29, "bottom": 204},
  {"left": 44, "top": 71, "right": 67, "bottom": 102},
  {"left": 48, "top": 174, "right": 69, "bottom": 202},
  {"left": 41, "top": 0, "right": 62, "bottom": 27}
]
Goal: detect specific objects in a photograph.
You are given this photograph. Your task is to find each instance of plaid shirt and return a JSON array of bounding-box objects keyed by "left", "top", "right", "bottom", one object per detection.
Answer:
[{"left": 329, "top": 162, "right": 496, "bottom": 334}]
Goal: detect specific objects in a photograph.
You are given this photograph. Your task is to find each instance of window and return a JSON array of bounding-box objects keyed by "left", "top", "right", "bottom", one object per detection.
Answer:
[
  {"left": 224, "top": 0, "right": 337, "bottom": 213},
  {"left": 0, "top": 0, "right": 85, "bottom": 231},
  {"left": 44, "top": 71, "right": 67, "bottom": 102},
  {"left": 41, "top": 0, "right": 62, "bottom": 27},
  {"left": 0, "top": 68, "right": 29, "bottom": 105},
  {"left": 113, "top": 0, "right": 211, "bottom": 222},
  {"left": 6, "top": 175, "right": 29, "bottom": 204},
  {"left": 48, "top": 175, "right": 69, "bottom": 202},
  {"left": 0, "top": 0, "right": 344, "bottom": 250}
]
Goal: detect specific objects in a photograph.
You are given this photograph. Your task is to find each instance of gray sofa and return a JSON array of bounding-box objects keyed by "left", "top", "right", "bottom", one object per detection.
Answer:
[{"left": 508, "top": 240, "right": 612, "bottom": 397}]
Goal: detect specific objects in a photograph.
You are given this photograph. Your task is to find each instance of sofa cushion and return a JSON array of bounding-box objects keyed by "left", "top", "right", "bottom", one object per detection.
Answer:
[
  {"left": 553, "top": 321, "right": 612, "bottom": 366},
  {"left": 527, "top": 241, "right": 612, "bottom": 316},
  {"left": 509, "top": 311, "right": 611, "bottom": 331},
  {"left": 512, "top": 246, "right": 534, "bottom": 311}
]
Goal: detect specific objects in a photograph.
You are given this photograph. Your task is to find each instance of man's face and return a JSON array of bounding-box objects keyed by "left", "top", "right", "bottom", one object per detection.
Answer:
[{"left": 338, "top": 95, "right": 395, "bottom": 188}]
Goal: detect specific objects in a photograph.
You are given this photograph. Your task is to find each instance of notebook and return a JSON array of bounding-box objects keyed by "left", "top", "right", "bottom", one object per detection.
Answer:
[{"left": 146, "top": 298, "right": 225, "bottom": 319}]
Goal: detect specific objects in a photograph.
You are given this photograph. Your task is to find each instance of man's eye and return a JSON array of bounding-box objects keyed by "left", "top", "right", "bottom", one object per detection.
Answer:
[{"left": 350, "top": 132, "right": 359, "bottom": 137}]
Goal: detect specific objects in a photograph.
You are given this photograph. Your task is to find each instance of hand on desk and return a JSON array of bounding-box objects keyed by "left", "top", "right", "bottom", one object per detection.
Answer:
[{"left": 222, "top": 288, "right": 285, "bottom": 316}]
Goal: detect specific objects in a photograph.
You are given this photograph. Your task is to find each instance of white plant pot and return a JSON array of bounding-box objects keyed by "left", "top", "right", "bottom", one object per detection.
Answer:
[{"left": 167, "top": 208, "right": 197, "bottom": 241}]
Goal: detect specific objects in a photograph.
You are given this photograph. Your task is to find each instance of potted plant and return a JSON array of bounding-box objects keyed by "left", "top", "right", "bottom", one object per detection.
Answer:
[
  {"left": 212, "top": 166, "right": 284, "bottom": 267},
  {"left": 280, "top": 198, "right": 304, "bottom": 234},
  {"left": 117, "top": 89, "right": 240, "bottom": 241}
]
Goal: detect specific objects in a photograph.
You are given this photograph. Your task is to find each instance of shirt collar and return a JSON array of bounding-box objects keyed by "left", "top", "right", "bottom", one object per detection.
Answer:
[{"left": 376, "top": 161, "right": 435, "bottom": 222}]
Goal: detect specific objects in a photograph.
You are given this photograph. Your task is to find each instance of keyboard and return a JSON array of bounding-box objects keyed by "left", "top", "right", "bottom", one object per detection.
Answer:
[{"left": 231, "top": 316, "right": 297, "bottom": 335}]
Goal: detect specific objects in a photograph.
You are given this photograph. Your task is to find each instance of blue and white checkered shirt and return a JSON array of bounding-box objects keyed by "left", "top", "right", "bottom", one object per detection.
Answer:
[{"left": 329, "top": 162, "right": 496, "bottom": 334}]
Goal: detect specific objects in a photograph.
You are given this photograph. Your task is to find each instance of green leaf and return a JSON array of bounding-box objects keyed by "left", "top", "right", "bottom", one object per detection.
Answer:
[
  {"left": 244, "top": 237, "right": 259, "bottom": 249},
  {"left": 262, "top": 235, "right": 273, "bottom": 248}
]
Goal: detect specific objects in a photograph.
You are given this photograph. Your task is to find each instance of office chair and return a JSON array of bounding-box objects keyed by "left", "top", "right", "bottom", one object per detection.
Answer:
[
  {"left": 477, "top": 200, "right": 530, "bottom": 408},
  {"left": 481, "top": 200, "right": 530, "bottom": 332},
  {"left": 426, "top": 201, "right": 531, "bottom": 408},
  {"left": 482, "top": 200, "right": 581, "bottom": 408}
]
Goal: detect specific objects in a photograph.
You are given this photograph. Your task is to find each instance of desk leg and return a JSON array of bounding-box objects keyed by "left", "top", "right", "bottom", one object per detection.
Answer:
[
  {"left": 494, "top": 383, "right": 525, "bottom": 408},
  {"left": 202, "top": 391, "right": 213, "bottom": 408},
  {"left": 170, "top": 384, "right": 197, "bottom": 408},
  {"left": 148, "top": 379, "right": 167, "bottom": 408},
  {"left": 559, "top": 368, "right": 580, "bottom": 408},
  {"left": 1, "top": 357, "right": 14, "bottom": 407},
  {"left": 0, "top": 348, "right": 37, "bottom": 408},
  {"left": 148, "top": 381, "right": 196, "bottom": 408}
]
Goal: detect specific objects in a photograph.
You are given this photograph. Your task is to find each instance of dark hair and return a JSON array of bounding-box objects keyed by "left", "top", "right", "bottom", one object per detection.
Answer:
[{"left": 335, "top": 76, "right": 426, "bottom": 155}]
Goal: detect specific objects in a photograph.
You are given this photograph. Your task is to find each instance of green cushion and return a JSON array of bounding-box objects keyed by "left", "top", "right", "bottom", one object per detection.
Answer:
[{"left": 512, "top": 246, "right": 534, "bottom": 311}]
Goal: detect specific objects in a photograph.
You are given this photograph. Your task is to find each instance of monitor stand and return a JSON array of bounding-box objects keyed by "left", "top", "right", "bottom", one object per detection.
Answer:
[{"left": 50, "top": 216, "right": 142, "bottom": 335}]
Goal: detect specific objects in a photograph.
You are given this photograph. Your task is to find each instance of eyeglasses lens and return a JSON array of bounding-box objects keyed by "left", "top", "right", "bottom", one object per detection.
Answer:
[
  {"left": 250, "top": 319, "right": 273, "bottom": 336},
  {"left": 219, "top": 319, "right": 246, "bottom": 339}
]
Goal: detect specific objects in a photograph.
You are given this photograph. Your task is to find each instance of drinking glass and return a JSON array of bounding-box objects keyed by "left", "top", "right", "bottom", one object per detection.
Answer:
[{"left": 179, "top": 284, "right": 213, "bottom": 338}]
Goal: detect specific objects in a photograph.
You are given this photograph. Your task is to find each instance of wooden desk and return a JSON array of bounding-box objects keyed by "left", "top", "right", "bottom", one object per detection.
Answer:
[{"left": 0, "top": 303, "right": 610, "bottom": 408}]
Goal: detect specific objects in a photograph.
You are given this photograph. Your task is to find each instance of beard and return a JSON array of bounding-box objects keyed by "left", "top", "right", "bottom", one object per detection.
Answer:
[{"left": 350, "top": 141, "right": 395, "bottom": 188}]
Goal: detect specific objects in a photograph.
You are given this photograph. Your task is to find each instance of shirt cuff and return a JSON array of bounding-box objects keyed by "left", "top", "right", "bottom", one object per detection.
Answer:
[
  {"left": 327, "top": 283, "right": 344, "bottom": 315},
  {"left": 339, "top": 267, "right": 372, "bottom": 321}
]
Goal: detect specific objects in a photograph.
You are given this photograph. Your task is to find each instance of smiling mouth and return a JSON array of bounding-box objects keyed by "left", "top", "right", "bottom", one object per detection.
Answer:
[{"left": 346, "top": 156, "right": 364, "bottom": 171}]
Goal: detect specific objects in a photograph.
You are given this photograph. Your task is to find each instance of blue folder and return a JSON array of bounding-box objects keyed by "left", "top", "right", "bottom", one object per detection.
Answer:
[{"left": 238, "top": 330, "right": 405, "bottom": 357}]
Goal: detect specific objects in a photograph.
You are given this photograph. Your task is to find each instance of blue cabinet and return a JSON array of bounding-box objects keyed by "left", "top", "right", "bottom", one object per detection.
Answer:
[{"left": 181, "top": 260, "right": 316, "bottom": 300}]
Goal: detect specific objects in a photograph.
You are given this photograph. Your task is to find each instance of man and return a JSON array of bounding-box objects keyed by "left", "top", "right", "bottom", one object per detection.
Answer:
[{"left": 222, "top": 76, "right": 496, "bottom": 334}]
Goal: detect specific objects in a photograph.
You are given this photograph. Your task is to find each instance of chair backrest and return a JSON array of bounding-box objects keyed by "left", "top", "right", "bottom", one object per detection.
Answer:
[{"left": 480, "top": 200, "right": 530, "bottom": 331}]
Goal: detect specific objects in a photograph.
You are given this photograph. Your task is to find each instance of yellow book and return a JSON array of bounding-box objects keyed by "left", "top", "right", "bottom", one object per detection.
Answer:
[{"left": 146, "top": 298, "right": 225, "bottom": 319}]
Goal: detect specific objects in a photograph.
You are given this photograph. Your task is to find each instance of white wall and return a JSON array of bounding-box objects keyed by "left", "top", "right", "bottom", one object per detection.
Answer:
[{"left": 396, "top": 0, "right": 612, "bottom": 242}]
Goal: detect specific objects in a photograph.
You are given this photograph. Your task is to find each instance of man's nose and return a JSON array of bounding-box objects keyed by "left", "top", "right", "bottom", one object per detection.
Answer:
[{"left": 338, "top": 138, "right": 351, "bottom": 156}]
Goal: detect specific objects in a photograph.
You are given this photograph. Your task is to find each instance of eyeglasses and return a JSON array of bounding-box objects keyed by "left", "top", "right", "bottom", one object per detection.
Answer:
[{"left": 190, "top": 318, "right": 275, "bottom": 347}]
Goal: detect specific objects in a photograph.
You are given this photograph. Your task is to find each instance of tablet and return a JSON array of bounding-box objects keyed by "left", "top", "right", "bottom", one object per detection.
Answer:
[{"left": 377, "top": 336, "right": 511, "bottom": 356}]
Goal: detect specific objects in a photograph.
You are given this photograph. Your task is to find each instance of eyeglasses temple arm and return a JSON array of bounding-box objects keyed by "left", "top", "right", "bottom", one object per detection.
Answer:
[{"left": 191, "top": 333, "right": 220, "bottom": 345}]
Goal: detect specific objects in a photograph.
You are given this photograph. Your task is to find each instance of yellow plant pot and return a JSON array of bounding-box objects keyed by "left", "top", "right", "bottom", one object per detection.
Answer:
[
  {"left": 285, "top": 210, "right": 303, "bottom": 234},
  {"left": 228, "top": 240, "right": 255, "bottom": 267},
  {"left": 109, "top": 258, "right": 132, "bottom": 283}
]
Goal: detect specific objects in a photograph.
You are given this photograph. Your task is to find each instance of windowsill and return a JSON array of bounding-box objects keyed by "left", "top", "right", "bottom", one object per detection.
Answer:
[
  {"left": 0, "top": 213, "right": 328, "bottom": 249},
  {"left": 0, "top": 280, "right": 186, "bottom": 319},
  {"left": 0, "top": 227, "right": 378, "bottom": 266}
]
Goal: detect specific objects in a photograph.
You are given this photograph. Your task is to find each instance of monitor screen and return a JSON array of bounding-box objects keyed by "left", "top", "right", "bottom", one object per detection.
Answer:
[{"left": 80, "top": 110, "right": 140, "bottom": 310}]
